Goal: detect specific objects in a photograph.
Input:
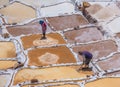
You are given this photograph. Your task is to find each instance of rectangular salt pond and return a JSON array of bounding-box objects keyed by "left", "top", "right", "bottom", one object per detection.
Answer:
[
  {"left": 0, "top": 74, "right": 12, "bottom": 87},
  {"left": 0, "top": 0, "right": 9, "bottom": 6},
  {"left": 41, "top": 2, "right": 75, "bottom": 17},
  {"left": 93, "top": 4, "right": 120, "bottom": 22},
  {"left": 107, "top": 17, "right": 120, "bottom": 33},
  {"left": 0, "top": 42, "right": 16, "bottom": 58},
  {"left": 40, "top": 0, "right": 70, "bottom": 6},
  {"left": 17, "top": 0, "right": 70, "bottom": 7}
]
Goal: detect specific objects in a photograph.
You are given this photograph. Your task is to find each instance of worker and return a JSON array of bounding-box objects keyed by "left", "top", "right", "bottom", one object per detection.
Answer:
[
  {"left": 39, "top": 20, "right": 47, "bottom": 40},
  {"left": 77, "top": 51, "right": 93, "bottom": 71}
]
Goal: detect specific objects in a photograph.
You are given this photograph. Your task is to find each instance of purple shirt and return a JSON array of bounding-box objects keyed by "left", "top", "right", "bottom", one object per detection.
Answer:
[{"left": 82, "top": 51, "right": 93, "bottom": 59}]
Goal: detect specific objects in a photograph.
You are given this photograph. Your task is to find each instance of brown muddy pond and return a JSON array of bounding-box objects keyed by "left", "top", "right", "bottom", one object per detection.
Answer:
[
  {"left": 21, "top": 33, "right": 66, "bottom": 49},
  {"left": 0, "top": 74, "right": 11, "bottom": 87},
  {"left": 85, "top": 78, "right": 120, "bottom": 87},
  {"left": 46, "top": 14, "right": 89, "bottom": 30},
  {"left": 14, "top": 66, "right": 93, "bottom": 85},
  {"left": 28, "top": 46, "right": 76, "bottom": 66}
]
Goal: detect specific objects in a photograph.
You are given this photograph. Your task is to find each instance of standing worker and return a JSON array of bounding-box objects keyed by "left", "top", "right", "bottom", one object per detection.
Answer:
[
  {"left": 77, "top": 51, "right": 93, "bottom": 71},
  {"left": 39, "top": 20, "right": 47, "bottom": 40}
]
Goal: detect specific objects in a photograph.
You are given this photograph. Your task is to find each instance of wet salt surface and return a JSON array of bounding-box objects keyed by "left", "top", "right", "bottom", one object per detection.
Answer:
[
  {"left": 46, "top": 14, "right": 89, "bottom": 30},
  {"left": 116, "top": 33, "right": 120, "bottom": 38},
  {"left": 97, "top": 53, "right": 120, "bottom": 70},
  {"left": 107, "top": 17, "right": 120, "bottom": 33},
  {"left": 64, "top": 27, "right": 103, "bottom": 43},
  {"left": 72, "top": 40, "right": 117, "bottom": 61},
  {"left": 39, "top": 0, "right": 70, "bottom": 6},
  {"left": 6, "top": 20, "right": 52, "bottom": 36},
  {"left": 17, "top": 0, "right": 70, "bottom": 7},
  {"left": 41, "top": 2, "right": 75, "bottom": 17},
  {"left": 85, "top": 78, "right": 120, "bottom": 87},
  {"left": 22, "top": 84, "right": 80, "bottom": 87},
  {"left": 116, "top": 1, "right": 120, "bottom": 9},
  {"left": 105, "top": 70, "right": 120, "bottom": 76}
]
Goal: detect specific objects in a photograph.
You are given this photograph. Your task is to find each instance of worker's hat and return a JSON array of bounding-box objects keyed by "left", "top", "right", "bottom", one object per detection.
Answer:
[{"left": 39, "top": 20, "right": 44, "bottom": 24}]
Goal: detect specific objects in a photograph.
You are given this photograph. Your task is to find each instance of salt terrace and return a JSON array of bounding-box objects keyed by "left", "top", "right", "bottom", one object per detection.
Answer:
[{"left": 0, "top": 0, "right": 120, "bottom": 87}]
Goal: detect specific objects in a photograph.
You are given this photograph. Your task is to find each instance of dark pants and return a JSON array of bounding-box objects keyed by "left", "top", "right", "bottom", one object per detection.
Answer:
[
  {"left": 43, "top": 32, "right": 46, "bottom": 37},
  {"left": 41, "top": 32, "right": 46, "bottom": 40},
  {"left": 84, "top": 58, "right": 92, "bottom": 65}
]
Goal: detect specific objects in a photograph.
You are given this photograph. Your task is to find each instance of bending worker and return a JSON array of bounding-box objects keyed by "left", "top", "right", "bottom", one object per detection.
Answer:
[{"left": 77, "top": 51, "right": 93, "bottom": 71}]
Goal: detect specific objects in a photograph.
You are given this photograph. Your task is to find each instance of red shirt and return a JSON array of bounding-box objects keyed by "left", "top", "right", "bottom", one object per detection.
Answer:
[{"left": 41, "top": 22, "right": 47, "bottom": 33}]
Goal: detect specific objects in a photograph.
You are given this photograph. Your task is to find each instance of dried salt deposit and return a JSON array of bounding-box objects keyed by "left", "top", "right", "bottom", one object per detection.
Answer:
[
  {"left": 0, "top": 0, "right": 9, "bottom": 6},
  {"left": 93, "top": 4, "right": 120, "bottom": 22},
  {"left": 0, "top": 42, "right": 16, "bottom": 58},
  {"left": 33, "top": 37, "right": 59, "bottom": 46},
  {"left": 0, "top": 2, "right": 36, "bottom": 24},
  {"left": 86, "top": 4, "right": 103, "bottom": 15},
  {"left": 0, "top": 61, "right": 17, "bottom": 69},
  {"left": 85, "top": 78, "right": 120, "bottom": 87},
  {"left": 107, "top": 17, "right": 120, "bottom": 33},
  {"left": 41, "top": 2, "right": 75, "bottom": 17},
  {"left": 13, "top": 67, "right": 93, "bottom": 85},
  {"left": 39, "top": 52, "right": 59, "bottom": 65},
  {"left": 0, "top": 74, "right": 11, "bottom": 87}
]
